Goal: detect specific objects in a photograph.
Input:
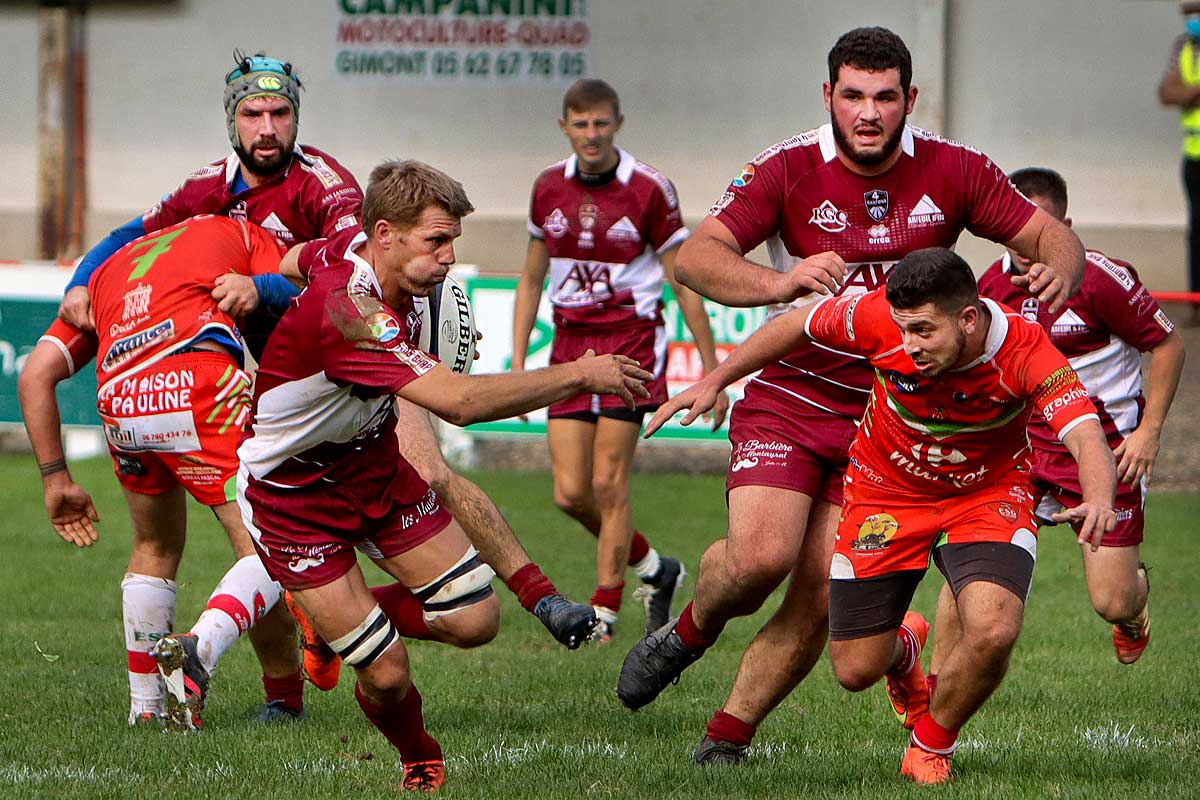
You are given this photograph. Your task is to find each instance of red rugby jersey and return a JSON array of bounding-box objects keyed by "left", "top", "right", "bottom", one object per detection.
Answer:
[
  {"left": 711, "top": 124, "right": 1036, "bottom": 418},
  {"left": 804, "top": 289, "right": 1098, "bottom": 495},
  {"left": 528, "top": 148, "right": 687, "bottom": 330}
]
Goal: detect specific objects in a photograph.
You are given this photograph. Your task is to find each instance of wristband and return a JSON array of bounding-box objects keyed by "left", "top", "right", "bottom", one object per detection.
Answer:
[{"left": 38, "top": 459, "right": 68, "bottom": 478}]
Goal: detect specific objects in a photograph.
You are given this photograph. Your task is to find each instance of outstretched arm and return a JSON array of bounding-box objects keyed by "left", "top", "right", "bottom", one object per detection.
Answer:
[
  {"left": 644, "top": 302, "right": 816, "bottom": 436},
  {"left": 17, "top": 341, "right": 100, "bottom": 547},
  {"left": 1005, "top": 207, "right": 1085, "bottom": 313},
  {"left": 664, "top": 245, "right": 729, "bottom": 430}
]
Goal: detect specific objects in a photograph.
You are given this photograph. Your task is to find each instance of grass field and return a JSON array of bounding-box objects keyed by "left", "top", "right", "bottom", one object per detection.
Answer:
[{"left": 1, "top": 453, "right": 1197, "bottom": 799}]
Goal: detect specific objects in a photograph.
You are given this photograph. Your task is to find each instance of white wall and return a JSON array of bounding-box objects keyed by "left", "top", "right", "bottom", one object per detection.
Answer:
[{"left": 0, "top": 0, "right": 1189, "bottom": 230}]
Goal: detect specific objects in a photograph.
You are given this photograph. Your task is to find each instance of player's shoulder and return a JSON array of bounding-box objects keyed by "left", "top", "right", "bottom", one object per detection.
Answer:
[
  {"left": 747, "top": 126, "right": 824, "bottom": 168},
  {"left": 294, "top": 144, "right": 357, "bottom": 191},
  {"left": 170, "top": 157, "right": 230, "bottom": 194},
  {"left": 625, "top": 152, "right": 681, "bottom": 209},
  {"left": 1083, "top": 248, "right": 1140, "bottom": 292},
  {"left": 533, "top": 158, "right": 571, "bottom": 186},
  {"left": 907, "top": 126, "right": 995, "bottom": 171}
]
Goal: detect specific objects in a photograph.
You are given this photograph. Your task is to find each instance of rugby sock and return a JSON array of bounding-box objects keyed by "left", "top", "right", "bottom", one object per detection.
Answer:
[
  {"left": 121, "top": 572, "right": 177, "bottom": 716},
  {"left": 190, "top": 555, "right": 282, "bottom": 674},
  {"left": 706, "top": 710, "right": 757, "bottom": 748},
  {"left": 591, "top": 583, "right": 624, "bottom": 615},
  {"left": 888, "top": 620, "right": 922, "bottom": 678},
  {"left": 912, "top": 713, "right": 959, "bottom": 755},
  {"left": 632, "top": 548, "right": 663, "bottom": 583},
  {"left": 355, "top": 680, "right": 443, "bottom": 764},
  {"left": 676, "top": 601, "right": 722, "bottom": 650},
  {"left": 628, "top": 531, "right": 652, "bottom": 567},
  {"left": 263, "top": 670, "right": 305, "bottom": 714},
  {"left": 371, "top": 583, "right": 434, "bottom": 640},
  {"left": 504, "top": 562, "right": 558, "bottom": 612}
]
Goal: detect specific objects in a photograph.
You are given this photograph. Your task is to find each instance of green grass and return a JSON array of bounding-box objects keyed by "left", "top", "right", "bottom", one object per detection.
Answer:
[{"left": 0, "top": 453, "right": 1197, "bottom": 798}]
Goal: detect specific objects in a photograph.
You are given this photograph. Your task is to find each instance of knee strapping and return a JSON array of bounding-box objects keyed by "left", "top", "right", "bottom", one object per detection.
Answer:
[
  {"left": 413, "top": 547, "right": 496, "bottom": 620},
  {"left": 329, "top": 606, "right": 398, "bottom": 669}
]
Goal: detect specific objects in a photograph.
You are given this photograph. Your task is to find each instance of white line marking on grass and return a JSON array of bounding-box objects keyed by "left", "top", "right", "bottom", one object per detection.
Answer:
[
  {"left": 1077, "top": 722, "right": 1153, "bottom": 750},
  {"left": 0, "top": 765, "right": 138, "bottom": 784},
  {"left": 447, "top": 739, "right": 631, "bottom": 769}
]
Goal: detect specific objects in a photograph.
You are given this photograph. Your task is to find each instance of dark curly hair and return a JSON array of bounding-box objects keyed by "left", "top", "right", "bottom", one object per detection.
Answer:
[{"left": 828, "top": 27, "right": 912, "bottom": 93}]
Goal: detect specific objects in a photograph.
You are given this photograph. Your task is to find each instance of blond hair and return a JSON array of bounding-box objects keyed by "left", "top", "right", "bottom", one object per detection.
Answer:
[{"left": 362, "top": 159, "right": 474, "bottom": 233}]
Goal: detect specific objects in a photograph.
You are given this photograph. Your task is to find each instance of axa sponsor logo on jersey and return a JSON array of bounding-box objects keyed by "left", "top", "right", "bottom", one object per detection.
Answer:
[
  {"left": 730, "top": 439, "right": 792, "bottom": 472},
  {"left": 101, "top": 320, "right": 175, "bottom": 373},
  {"left": 839, "top": 262, "right": 895, "bottom": 295},
  {"left": 556, "top": 261, "right": 614, "bottom": 306},
  {"left": 907, "top": 194, "right": 944, "bottom": 227},
  {"left": 809, "top": 200, "right": 849, "bottom": 233}
]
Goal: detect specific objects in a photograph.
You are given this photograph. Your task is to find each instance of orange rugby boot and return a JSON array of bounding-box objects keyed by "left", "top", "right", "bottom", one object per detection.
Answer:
[
  {"left": 1112, "top": 563, "right": 1151, "bottom": 665},
  {"left": 402, "top": 759, "right": 446, "bottom": 792},
  {"left": 901, "top": 744, "right": 952, "bottom": 785},
  {"left": 885, "top": 611, "right": 930, "bottom": 729},
  {"left": 285, "top": 591, "right": 341, "bottom": 691}
]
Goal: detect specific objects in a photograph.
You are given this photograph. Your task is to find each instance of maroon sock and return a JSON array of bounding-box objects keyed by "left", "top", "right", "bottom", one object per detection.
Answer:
[
  {"left": 676, "top": 601, "right": 722, "bottom": 650},
  {"left": 355, "top": 681, "right": 442, "bottom": 764},
  {"left": 371, "top": 583, "right": 433, "bottom": 640},
  {"left": 706, "top": 710, "right": 756, "bottom": 748},
  {"left": 505, "top": 563, "right": 558, "bottom": 612},
  {"left": 263, "top": 670, "right": 304, "bottom": 713},
  {"left": 627, "top": 531, "right": 650, "bottom": 565},
  {"left": 590, "top": 583, "right": 624, "bottom": 613}
]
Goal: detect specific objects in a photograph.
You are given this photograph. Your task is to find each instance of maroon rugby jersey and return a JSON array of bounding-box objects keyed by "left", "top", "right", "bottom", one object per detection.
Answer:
[
  {"left": 237, "top": 229, "right": 438, "bottom": 492},
  {"left": 528, "top": 148, "right": 687, "bottom": 330},
  {"left": 143, "top": 145, "right": 362, "bottom": 246},
  {"left": 710, "top": 124, "right": 1036, "bottom": 418},
  {"left": 978, "top": 250, "right": 1174, "bottom": 458}
]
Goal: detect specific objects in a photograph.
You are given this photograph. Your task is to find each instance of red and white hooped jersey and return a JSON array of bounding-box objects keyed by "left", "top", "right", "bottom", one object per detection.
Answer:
[
  {"left": 805, "top": 290, "right": 1098, "bottom": 496},
  {"left": 143, "top": 145, "right": 362, "bottom": 247},
  {"left": 978, "top": 249, "right": 1174, "bottom": 456},
  {"left": 237, "top": 230, "right": 439, "bottom": 490},
  {"left": 41, "top": 216, "right": 284, "bottom": 387},
  {"left": 528, "top": 148, "right": 687, "bottom": 330},
  {"left": 711, "top": 124, "right": 1037, "bottom": 418}
]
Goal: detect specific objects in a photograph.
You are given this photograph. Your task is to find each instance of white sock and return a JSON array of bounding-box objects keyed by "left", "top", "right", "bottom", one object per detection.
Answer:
[
  {"left": 189, "top": 555, "right": 282, "bottom": 674},
  {"left": 633, "top": 548, "right": 662, "bottom": 582},
  {"left": 121, "top": 572, "right": 177, "bottom": 717}
]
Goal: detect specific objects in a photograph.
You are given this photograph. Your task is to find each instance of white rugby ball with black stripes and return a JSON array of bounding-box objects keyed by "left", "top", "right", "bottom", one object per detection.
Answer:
[{"left": 415, "top": 275, "right": 476, "bottom": 374}]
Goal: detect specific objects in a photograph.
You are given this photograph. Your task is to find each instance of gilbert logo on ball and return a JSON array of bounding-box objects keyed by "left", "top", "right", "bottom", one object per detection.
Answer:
[{"left": 416, "top": 275, "right": 476, "bottom": 374}]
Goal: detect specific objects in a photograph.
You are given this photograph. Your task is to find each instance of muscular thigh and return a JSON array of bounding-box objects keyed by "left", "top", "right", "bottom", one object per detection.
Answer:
[
  {"left": 592, "top": 417, "right": 641, "bottom": 486},
  {"left": 726, "top": 485, "right": 815, "bottom": 575},
  {"left": 547, "top": 417, "right": 596, "bottom": 494}
]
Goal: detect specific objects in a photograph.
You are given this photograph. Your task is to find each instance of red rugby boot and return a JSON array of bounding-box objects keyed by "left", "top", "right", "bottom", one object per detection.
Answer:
[{"left": 885, "top": 611, "right": 930, "bottom": 729}]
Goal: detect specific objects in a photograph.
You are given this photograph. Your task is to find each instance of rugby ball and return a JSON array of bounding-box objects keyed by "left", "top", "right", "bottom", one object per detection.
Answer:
[{"left": 415, "top": 275, "right": 476, "bottom": 374}]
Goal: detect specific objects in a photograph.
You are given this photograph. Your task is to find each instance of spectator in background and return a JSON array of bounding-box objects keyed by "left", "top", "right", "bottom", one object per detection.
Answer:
[{"left": 1159, "top": 0, "right": 1200, "bottom": 326}]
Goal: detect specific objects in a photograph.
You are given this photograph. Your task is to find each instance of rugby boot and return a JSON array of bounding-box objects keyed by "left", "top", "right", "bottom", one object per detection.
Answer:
[
  {"left": 616, "top": 617, "right": 705, "bottom": 709},
  {"left": 152, "top": 633, "right": 209, "bottom": 732},
  {"left": 693, "top": 736, "right": 749, "bottom": 766},
  {"left": 885, "top": 611, "right": 930, "bottom": 729},
  {"left": 128, "top": 709, "right": 162, "bottom": 728},
  {"left": 1113, "top": 563, "right": 1151, "bottom": 664},
  {"left": 533, "top": 593, "right": 598, "bottom": 650},
  {"left": 286, "top": 590, "right": 341, "bottom": 691},
  {"left": 401, "top": 759, "right": 446, "bottom": 792},
  {"left": 901, "top": 744, "right": 952, "bottom": 785},
  {"left": 634, "top": 556, "right": 686, "bottom": 634},
  {"left": 251, "top": 700, "right": 307, "bottom": 725}
]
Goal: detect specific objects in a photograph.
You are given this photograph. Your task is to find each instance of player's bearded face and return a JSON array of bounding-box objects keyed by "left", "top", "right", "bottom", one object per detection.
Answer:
[
  {"left": 826, "top": 66, "right": 913, "bottom": 170},
  {"left": 893, "top": 304, "right": 969, "bottom": 378},
  {"left": 234, "top": 96, "right": 297, "bottom": 177}
]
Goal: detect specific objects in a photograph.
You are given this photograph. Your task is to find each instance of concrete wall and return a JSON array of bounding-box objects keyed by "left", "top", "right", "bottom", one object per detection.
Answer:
[{"left": 0, "top": 0, "right": 1191, "bottom": 289}]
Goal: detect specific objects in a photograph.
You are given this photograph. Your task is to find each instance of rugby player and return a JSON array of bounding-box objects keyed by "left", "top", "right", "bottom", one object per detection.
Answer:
[
  {"left": 513, "top": 79, "right": 727, "bottom": 642},
  {"left": 236, "top": 160, "right": 651, "bottom": 791},
  {"left": 926, "top": 168, "right": 1185, "bottom": 676},
  {"left": 645, "top": 247, "right": 1116, "bottom": 783},
  {"left": 615, "top": 27, "right": 1085, "bottom": 766},
  {"left": 21, "top": 215, "right": 301, "bottom": 728}
]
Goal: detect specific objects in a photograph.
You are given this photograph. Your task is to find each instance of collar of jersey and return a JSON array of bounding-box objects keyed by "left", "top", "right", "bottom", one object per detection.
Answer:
[
  {"left": 817, "top": 123, "right": 916, "bottom": 164},
  {"left": 951, "top": 297, "right": 1009, "bottom": 370},
  {"left": 343, "top": 230, "right": 383, "bottom": 295},
  {"left": 564, "top": 147, "right": 635, "bottom": 185}
]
